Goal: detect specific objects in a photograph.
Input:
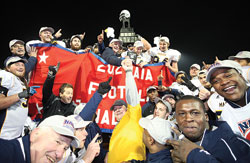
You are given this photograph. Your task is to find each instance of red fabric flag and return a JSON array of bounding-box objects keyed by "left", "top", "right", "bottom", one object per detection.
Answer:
[{"left": 28, "top": 43, "right": 175, "bottom": 132}]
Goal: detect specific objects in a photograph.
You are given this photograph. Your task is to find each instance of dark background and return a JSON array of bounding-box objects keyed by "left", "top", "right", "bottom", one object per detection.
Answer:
[{"left": 1, "top": 2, "right": 250, "bottom": 73}]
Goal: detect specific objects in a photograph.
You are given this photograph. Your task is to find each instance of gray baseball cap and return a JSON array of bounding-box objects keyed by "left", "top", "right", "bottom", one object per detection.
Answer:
[
  {"left": 4, "top": 56, "right": 27, "bottom": 67},
  {"left": 154, "top": 97, "right": 172, "bottom": 113},
  {"left": 110, "top": 99, "right": 127, "bottom": 111},
  {"left": 206, "top": 60, "right": 242, "bottom": 82},
  {"left": 228, "top": 51, "right": 250, "bottom": 60}
]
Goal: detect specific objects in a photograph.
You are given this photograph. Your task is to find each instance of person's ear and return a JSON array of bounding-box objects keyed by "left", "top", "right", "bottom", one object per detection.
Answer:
[
  {"left": 205, "top": 113, "right": 209, "bottom": 122},
  {"left": 30, "top": 128, "right": 40, "bottom": 143},
  {"left": 149, "top": 136, "right": 155, "bottom": 145},
  {"left": 59, "top": 92, "right": 62, "bottom": 98}
]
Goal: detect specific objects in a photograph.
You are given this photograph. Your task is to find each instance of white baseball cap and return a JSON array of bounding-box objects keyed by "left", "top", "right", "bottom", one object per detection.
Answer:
[
  {"left": 39, "top": 27, "right": 55, "bottom": 34},
  {"left": 4, "top": 56, "right": 27, "bottom": 67},
  {"left": 134, "top": 41, "right": 144, "bottom": 48},
  {"left": 110, "top": 38, "right": 123, "bottom": 45},
  {"left": 139, "top": 117, "right": 176, "bottom": 145},
  {"left": 9, "top": 39, "right": 25, "bottom": 49},
  {"left": 228, "top": 51, "right": 250, "bottom": 60},
  {"left": 67, "top": 115, "right": 91, "bottom": 129},
  {"left": 38, "top": 115, "right": 80, "bottom": 147},
  {"left": 154, "top": 97, "right": 172, "bottom": 113},
  {"left": 146, "top": 86, "right": 157, "bottom": 93},
  {"left": 70, "top": 35, "right": 82, "bottom": 42},
  {"left": 198, "top": 69, "right": 207, "bottom": 76},
  {"left": 190, "top": 63, "right": 201, "bottom": 70},
  {"left": 206, "top": 60, "right": 242, "bottom": 82}
]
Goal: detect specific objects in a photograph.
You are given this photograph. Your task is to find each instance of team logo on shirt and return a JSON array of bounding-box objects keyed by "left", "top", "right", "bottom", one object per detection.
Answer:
[{"left": 238, "top": 118, "right": 250, "bottom": 140}]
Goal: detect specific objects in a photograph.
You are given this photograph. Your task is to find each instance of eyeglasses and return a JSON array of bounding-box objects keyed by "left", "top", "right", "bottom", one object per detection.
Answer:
[{"left": 113, "top": 106, "right": 123, "bottom": 112}]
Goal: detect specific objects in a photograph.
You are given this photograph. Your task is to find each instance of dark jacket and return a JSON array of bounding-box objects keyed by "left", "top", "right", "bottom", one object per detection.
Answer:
[
  {"left": 142, "top": 100, "right": 155, "bottom": 117},
  {"left": 22, "top": 56, "right": 37, "bottom": 76},
  {"left": 84, "top": 122, "right": 107, "bottom": 163},
  {"left": 79, "top": 91, "right": 103, "bottom": 121},
  {"left": 147, "top": 148, "right": 173, "bottom": 163},
  {"left": 41, "top": 75, "right": 76, "bottom": 120},
  {"left": 41, "top": 74, "right": 104, "bottom": 121},
  {"left": 0, "top": 135, "right": 31, "bottom": 163},
  {"left": 101, "top": 47, "right": 122, "bottom": 66},
  {"left": 187, "top": 121, "right": 250, "bottom": 163}
]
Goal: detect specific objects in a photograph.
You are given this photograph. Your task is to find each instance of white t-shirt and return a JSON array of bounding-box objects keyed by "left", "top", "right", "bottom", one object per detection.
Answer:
[
  {"left": 0, "top": 70, "right": 28, "bottom": 139},
  {"left": 220, "top": 102, "right": 250, "bottom": 140},
  {"left": 26, "top": 40, "right": 66, "bottom": 53},
  {"left": 148, "top": 47, "right": 181, "bottom": 63}
]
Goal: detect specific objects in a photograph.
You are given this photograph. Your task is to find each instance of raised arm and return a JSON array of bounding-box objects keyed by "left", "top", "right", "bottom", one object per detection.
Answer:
[
  {"left": 42, "top": 62, "right": 60, "bottom": 105},
  {"left": 79, "top": 77, "right": 112, "bottom": 121},
  {"left": 121, "top": 59, "right": 140, "bottom": 106}
]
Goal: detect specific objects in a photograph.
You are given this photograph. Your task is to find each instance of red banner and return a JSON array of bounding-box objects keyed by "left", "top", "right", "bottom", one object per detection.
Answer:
[{"left": 28, "top": 43, "right": 175, "bottom": 132}]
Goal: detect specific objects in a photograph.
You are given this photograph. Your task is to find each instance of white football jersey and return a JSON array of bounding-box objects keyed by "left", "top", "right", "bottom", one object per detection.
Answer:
[
  {"left": 149, "top": 47, "right": 181, "bottom": 63},
  {"left": 220, "top": 102, "right": 250, "bottom": 140},
  {"left": 207, "top": 92, "right": 226, "bottom": 119},
  {"left": 0, "top": 70, "right": 28, "bottom": 140}
]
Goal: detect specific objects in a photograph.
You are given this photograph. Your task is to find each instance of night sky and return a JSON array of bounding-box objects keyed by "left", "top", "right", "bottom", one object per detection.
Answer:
[{"left": 1, "top": 2, "right": 250, "bottom": 74}]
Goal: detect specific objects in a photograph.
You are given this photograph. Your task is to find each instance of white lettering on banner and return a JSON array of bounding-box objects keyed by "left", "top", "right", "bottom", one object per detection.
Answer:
[
  {"left": 95, "top": 108, "right": 118, "bottom": 125},
  {"left": 88, "top": 81, "right": 146, "bottom": 101},
  {"left": 118, "top": 86, "right": 125, "bottom": 98},
  {"left": 96, "top": 64, "right": 122, "bottom": 75},
  {"left": 97, "top": 64, "right": 105, "bottom": 73},
  {"left": 88, "top": 82, "right": 98, "bottom": 94},
  {"left": 96, "top": 109, "right": 100, "bottom": 123},
  {"left": 112, "top": 111, "right": 117, "bottom": 125},
  {"left": 108, "top": 65, "right": 115, "bottom": 74},
  {"left": 100, "top": 110, "right": 110, "bottom": 124},
  {"left": 115, "top": 66, "right": 122, "bottom": 75},
  {"left": 138, "top": 90, "right": 146, "bottom": 102},
  {"left": 96, "top": 64, "right": 153, "bottom": 81},
  {"left": 103, "top": 86, "right": 117, "bottom": 99},
  {"left": 145, "top": 69, "right": 153, "bottom": 81}
]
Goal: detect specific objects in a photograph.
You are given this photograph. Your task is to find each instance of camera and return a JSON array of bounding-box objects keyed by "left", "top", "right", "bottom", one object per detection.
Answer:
[{"left": 127, "top": 51, "right": 137, "bottom": 64}]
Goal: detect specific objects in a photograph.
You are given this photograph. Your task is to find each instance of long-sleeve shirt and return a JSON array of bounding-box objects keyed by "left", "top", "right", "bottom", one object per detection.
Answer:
[
  {"left": 0, "top": 135, "right": 31, "bottom": 163},
  {"left": 108, "top": 70, "right": 146, "bottom": 162},
  {"left": 101, "top": 47, "right": 122, "bottom": 66},
  {"left": 187, "top": 121, "right": 250, "bottom": 163},
  {"left": 41, "top": 75, "right": 76, "bottom": 120}
]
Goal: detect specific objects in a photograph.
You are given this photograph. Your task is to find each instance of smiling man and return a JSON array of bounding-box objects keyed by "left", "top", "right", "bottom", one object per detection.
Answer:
[
  {"left": 41, "top": 62, "right": 77, "bottom": 120},
  {"left": 206, "top": 60, "right": 250, "bottom": 140},
  {"left": 0, "top": 56, "right": 39, "bottom": 140},
  {"left": 168, "top": 95, "right": 250, "bottom": 163},
  {"left": 101, "top": 38, "right": 123, "bottom": 66},
  {"left": 0, "top": 115, "right": 80, "bottom": 163},
  {"left": 26, "top": 27, "right": 65, "bottom": 54},
  {"left": 110, "top": 99, "right": 128, "bottom": 122}
]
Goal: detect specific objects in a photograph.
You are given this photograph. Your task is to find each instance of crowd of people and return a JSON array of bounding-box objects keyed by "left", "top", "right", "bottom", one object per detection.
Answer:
[{"left": 0, "top": 25, "right": 250, "bottom": 163}]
